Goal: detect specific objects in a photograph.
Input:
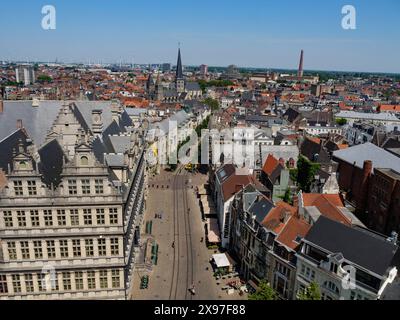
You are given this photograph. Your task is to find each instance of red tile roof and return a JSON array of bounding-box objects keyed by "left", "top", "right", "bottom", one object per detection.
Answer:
[
  {"left": 302, "top": 193, "right": 351, "bottom": 226},
  {"left": 262, "top": 154, "right": 280, "bottom": 176},
  {"left": 221, "top": 175, "right": 253, "bottom": 202},
  {"left": 276, "top": 216, "right": 311, "bottom": 250}
]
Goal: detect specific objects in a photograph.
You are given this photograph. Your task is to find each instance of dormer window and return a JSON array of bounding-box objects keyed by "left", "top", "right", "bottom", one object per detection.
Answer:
[
  {"left": 80, "top": 156, "right": 89, "bottom": 166},
  {"left": 19, "top": 161, "right": 27, "bottom": 169},
  {"left": 330, "top": 263, "right": 339, "bottom": 273}
]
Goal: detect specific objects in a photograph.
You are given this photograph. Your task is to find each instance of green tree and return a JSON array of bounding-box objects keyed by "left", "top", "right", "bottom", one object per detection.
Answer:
[
  {"left": 297, "top": 282, "right": 322, "bottom": 300},
  {"left": 203, "top": 98, "right": 220, "bottom": 111},
  {"left": 37, "top": 75, "right": 53, "bottom": 83},
  {"left": 248, "top": 280, "right": 278, "bottom": 301},
  {"left": 295, "top": 156, "right": 320, "bottom": 192},
  {"left": 335, "top": 118, "right": 347, "bottom": 126}
]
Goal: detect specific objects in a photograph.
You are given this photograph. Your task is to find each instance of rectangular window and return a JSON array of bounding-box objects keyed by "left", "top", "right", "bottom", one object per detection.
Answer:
[
  {"left": 57, "top": 210, "right": 66, "bottom": 226},
  {"left": 27, "top": 180, "right": 37, "bottom": 196},
  {"left": 98, "top": 238, "right": 107, "bottom": 256},
  {"left": 99, "top": 270, "right": 108, "bottom": 289},
  {"left": 37, "top": 273, "right": 44, "bottom": 292},
  {"left": 109, "top": 208, "right": 118, "bottom": 225},
  {"left": 111, "top": 270, "right": 120, "bottom": 288},
  {"left": 95, "top": 179, "right": 104, "bottom": 194},
  {"left": 8, "top": 242, "right": 17, "bottom": 260},
  {"left": 87, "top": 271, "right": 96, "bottom": 289},
  {"left": 25, "top": 274, "right": 34, "bottom": 293},
  {"left": 110, "top": 238, "right": 119, "bottom": 256},
  {"left": 72, "top": 239, "right": 81, "bottom": 257},
  {"left": 46, "top": 240, "right": 56, "bottom": 258},
  {"left": 81, "top": 179, "right": 91, "bottom": 195},
  {"left": 30, "top": 210, "right": 40, "bottom": 227},
  {"left": 43, "top": 210, "right": 53, "bottom": 227},
  {"left": 85, "top": 239, "right": 94, "bottom": 257},
  {"left": 20, "top": 241, "right": 30, "bottom": 259},
  {"left": 68, "top": 180, "right": 77, "bottom": 195},
  {"left": 3, "top": 211, "right": 13, "bottom": 228},
  {"left": 70, "top": 209, "right": 79, "bottom": 226},
  {"left": 17, "top": 210, "right": 26, "bottom": 227},
  {"left": 62, "top": 272, "right": 72, "bottom": 291},
  {"left": 0, "top": 275, "right": 8, "bottom": 294},
  {"left": 83, "top": 209, "right": 92, "bottom": 225},
  {"left": 75, "top": 272, "right": 84, "bottom": 290},
  {"left": 33, "top": 241, "right": 43, "bottom": 259},
  {"left": 59, "top": 240, "right": 69, "bottom": 258},
  {"left": 12, "top": 274, "right": 21, "bottom": 293},
  {"left": 96, "top": 209, "right": 105, "bottom": 225},
  {"left": 13, "top": 181, "right": 23, "bottom": 196}
]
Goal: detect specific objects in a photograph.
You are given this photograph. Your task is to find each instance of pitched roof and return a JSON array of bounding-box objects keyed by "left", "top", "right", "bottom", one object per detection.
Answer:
[
  {"left": 302, "top": 193, "right": 351, "bottom": 226},
  {"left": 333, "top": 142, "right": 400, "bottom": 173},
  {"left": 248, "top": 197, "right": 275, "bottom": 224},
  {"left": 262, "top": 201, "right": 297, "bottom": 234},
  {"left": 305, "top": 216, "right": 399, "bottom": 276},
  {"left": 276, "top": 216, "right": 311, "bottom": 250},
  {"left": 262, "top": 154, "right": 280, "bottom": 176},
  {"left": 221, "top": 174, "right": 253, "bottom": 202}
]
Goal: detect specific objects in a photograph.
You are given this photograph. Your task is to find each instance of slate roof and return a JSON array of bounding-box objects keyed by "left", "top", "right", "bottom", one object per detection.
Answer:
[
  {"left": 248, "top": 197, "right": 275, "bottom": 224},
  {"left": 283, "top": 108, "right": 300, "bottom": 123},
  {"left": 185, "top": 82, "right": 201, "bottom": 91},
  {"left": 0, "top": 101, "right": 133, "bottom": 148},
  {"left": 305, "top": 216, "right": 400, "bottom": 276},
  {"left": 38, "top": 139, "right": 69, "bottom": 186},
  {"left": 333, "top": 142, "right": 400, "bottom": 173},
  {"left": 0, "top": 101, "right": 65, "bottom": 146},
  {"left": 0, "top": 129, "right": 31, "bottom": 172},
  {"left": 300, "top": 138, "right": 331, "bottom": 163}
]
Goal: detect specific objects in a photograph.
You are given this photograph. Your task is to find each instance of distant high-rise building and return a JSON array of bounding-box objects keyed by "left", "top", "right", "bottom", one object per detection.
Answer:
[
  {"left": 162, "top": 63, "right": 171, "bottom": 72},
  {"left": 297, "top": 50, "right": 304, "bottom": 78},
  {"left": 15, "top": 65, "right": 36, "bottom": 86},
  {"left": 199, "top": 64, "right": 208, "bottom": 76}
]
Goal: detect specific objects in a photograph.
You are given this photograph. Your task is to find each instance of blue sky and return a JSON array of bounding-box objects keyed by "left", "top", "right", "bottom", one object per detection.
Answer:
[{"left": 0, "top": 0, "right": 399, "bottom": 72}]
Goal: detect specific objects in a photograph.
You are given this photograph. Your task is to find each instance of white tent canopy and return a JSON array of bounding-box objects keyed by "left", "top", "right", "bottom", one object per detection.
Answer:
[{"left": 212, "top": 253, "right": 231, "bottom": 268}]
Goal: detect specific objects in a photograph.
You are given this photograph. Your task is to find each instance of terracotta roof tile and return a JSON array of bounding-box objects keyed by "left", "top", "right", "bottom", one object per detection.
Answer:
[
  {"left": 262, "top": 154, "right": 280, "bottom": 176},
  {"left": 302, "top": 193, "right": 351, "bottom": 226}
]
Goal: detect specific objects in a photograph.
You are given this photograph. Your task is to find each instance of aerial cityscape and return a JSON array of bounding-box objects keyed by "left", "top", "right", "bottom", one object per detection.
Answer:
[{"left": 1, "top": 0, "right": 400, "bottom": 306}]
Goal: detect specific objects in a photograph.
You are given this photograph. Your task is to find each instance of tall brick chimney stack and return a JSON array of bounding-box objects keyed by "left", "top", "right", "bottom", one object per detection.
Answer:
[
  {"left": 297, "top": 49, "right": 304, "bottom": 78},
  {"left": 359, "top": 160, "right": 373, "bottom": 212}
]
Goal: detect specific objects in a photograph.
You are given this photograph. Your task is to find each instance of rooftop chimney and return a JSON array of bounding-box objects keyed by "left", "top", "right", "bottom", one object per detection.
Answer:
[
  {"left": 32, "top": 98, "right": 39, "bottom": 107},
  {"left": 16, "top": 119, "right": 23, "bottom": 129}
]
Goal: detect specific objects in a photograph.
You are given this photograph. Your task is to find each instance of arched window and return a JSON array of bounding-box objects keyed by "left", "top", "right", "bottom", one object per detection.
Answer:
[
  {"left": 80, "top": 156, "right": 89, "bottom": 166},
  {"left": 19, "top": 161, "right": 27, "bottom": 169}
]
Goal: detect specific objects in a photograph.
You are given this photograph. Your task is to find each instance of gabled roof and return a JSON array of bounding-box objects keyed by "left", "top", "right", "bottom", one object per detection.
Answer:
[
  {"left": 262, "top": 154, "right": 280, "bottom": 176},
  {"left": 302, "top": 193, "right": 351, "bottom": 226},
  {"left": 305, "top": 216, "right": 400, "bottom": 276},
  {"left": 221, "top": 174, "right": 253, "bottom": 202},
  {"left": 0, "top": 129, "right": 31, "bottom": 172},
  {"left": 248, "top": 197, "right": 275, "bottom": 224},
  {"left": 333, "top": 142, "right": 400, "bottom": 173},
  {"left": 276, "top": 215, "right": 311, "bottom": 250}
]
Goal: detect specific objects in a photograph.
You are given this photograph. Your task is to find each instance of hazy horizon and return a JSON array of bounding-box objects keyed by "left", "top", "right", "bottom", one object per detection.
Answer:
[{"left": 1, "top": 0, "right": 399, "bottom": 73}]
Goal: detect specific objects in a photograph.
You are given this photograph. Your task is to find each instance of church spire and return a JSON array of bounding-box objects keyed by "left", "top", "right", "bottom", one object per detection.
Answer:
[{"left": 176, "top": 46, "right": 183, "bottom": 80}]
